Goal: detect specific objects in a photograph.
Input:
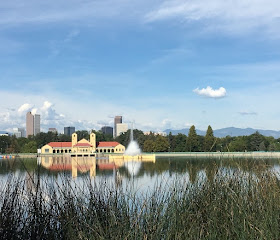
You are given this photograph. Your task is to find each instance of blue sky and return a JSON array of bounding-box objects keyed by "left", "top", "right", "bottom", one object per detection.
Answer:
[{"left": 1, "top": 0, "right": 280, "bottom": 133}]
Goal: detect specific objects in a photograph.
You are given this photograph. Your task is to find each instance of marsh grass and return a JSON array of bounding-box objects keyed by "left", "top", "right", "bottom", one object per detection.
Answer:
[{"left": 1, "top": 166, "right": 280, "bottom": 239}]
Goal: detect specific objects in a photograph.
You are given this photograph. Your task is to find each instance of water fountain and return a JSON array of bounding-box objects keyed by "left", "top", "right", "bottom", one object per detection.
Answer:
[
  {"left": 124, "top": 123, "right": 141, "bottom": 156},
  {"left": 109, "top": 122, "right": 156, "bottom": 163}
]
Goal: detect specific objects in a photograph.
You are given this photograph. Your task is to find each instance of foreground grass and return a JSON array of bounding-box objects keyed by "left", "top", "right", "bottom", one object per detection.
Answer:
[{"left": 1, "top": 168, "right": 280, "bottom": 240}]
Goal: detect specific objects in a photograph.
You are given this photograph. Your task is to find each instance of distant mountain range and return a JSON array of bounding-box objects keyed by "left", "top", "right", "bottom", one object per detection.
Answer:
[{"left": 164, "top": 127, "right": 280, "bottom": 138}]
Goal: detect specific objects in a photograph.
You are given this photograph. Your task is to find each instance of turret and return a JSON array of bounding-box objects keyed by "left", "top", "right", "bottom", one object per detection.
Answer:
[
  {"left": 72, "top": 133, "right": 77, "bottom": 147},
  {"left": 90, "top": 132, "right": 96, "bottom": 152}
]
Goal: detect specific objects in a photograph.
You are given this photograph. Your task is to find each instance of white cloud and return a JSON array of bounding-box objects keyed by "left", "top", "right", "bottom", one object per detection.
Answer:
[
  {"left": 0, "top": 0, "right": 158, "bottom": 27},
  {"left": 239, "top": 111, "right": 258, "bottom": 116},
  {"left": 161, "top": 119, "right": 172, "bottom": 129},
  {"left": 31, "top": 108, "right": 38, "bottom": 115},
  {"left": 18, "top": 103, "right": 33, "bottom": 114},
  {"left": 193, "top": 86, "right": 226, "bottom": 98},
  {"left": 145, "top": 0, "right": 280, "bottom": 35}
]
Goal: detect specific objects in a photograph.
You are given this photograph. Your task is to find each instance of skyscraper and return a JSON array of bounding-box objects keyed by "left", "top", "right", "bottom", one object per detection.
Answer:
[
  {"left": 34, "top": 114, "right": 40, "bottom": 136},
  {"left": 26, "top": 112, "right": 40, "bottom": 137},
  {"left": 116, "top": 123, "right": 128, "bottom": 137},
  {"left": 26, "top": 112, "right": 34, "bottom": 137},
  {"left": 13, "top": 128, "right": 25, "bottom": 138},
  {"left": 64, "top": 127, "right": 75, "bottom": 136},
  {"left": 48, "top": 128, "right": 57, "bottom": 133},
  {"left": 114, "top": 116, "right": 122, "bottom": 138},
  {"left": 101, "top": 126, "right": 113, "bottom": 137}
]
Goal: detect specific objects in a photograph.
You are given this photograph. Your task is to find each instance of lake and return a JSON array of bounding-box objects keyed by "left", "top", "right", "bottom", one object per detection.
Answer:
[{"left": 1, "top": 156, "right": 280, "bottom": 193}]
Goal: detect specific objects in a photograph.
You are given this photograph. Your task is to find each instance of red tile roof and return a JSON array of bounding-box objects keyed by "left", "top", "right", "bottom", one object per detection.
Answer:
[
  {"left": 49, "top": 164, "right": 72, "bottom": 171},
  {"left": 48, "top": 142, "right": 72, "bottom": 148},
  {"left": 73, "top": 143, "right": 93, "bottom": 147},
  {"left": 97, "top": 142, "right": 120, "bottom": 148},
  {"left": 48, "top": 164, "right": 93, "bottom": 172},
  {"left": 98, "top": 163, "right": 119, "bottom": 170}
]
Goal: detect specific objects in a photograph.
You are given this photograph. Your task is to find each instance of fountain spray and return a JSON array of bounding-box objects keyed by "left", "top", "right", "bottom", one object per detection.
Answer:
[{"left": 124, "top": 121, "right": 141, "bottom": 156}]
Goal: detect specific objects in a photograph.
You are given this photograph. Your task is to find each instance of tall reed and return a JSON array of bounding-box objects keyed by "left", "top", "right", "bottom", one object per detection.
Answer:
[{"left": 1, "top": 167, "right": 280, "bottom": 239}]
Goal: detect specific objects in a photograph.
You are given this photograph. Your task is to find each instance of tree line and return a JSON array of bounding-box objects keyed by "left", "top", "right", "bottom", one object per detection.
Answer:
[
  {"left": 116, "top": 126, "right": 280, "bottom": 153},
  {"left": 1, "top": 125, "right": 280, "bottom": 154}
]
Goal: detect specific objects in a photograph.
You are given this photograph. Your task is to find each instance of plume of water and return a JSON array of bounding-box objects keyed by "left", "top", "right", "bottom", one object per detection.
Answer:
[{"left": 124, "top": 123, "right": 141, "bottom": 156}]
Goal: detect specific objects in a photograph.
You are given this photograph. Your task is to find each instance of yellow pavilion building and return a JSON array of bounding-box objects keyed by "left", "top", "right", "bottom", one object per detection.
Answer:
[{"left": 41, "top": 132, "right": 125, "bottom": 155}]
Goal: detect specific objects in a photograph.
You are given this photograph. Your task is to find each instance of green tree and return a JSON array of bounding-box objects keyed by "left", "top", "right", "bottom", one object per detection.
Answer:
[
  {"left": 174, "top": 134, "right": 187, "bottom": 152},
  {"left": 259, "top": 141, "right": 266, "bottom": 151},
  {"left": 204, "top": 125, "right": 215, "bottom": 152},
  {"left": 132, "top": 129, "right": 146, "bottom": 150},
  {"left": 168, "top": 132, "right": 176, "bottom": 152},
  {"left": 6, "top": 136, "right": 20, "bottom": 153},
  {"left": 249, "top": 131, "right": 264, "bottom": 151},
  {"left": 186, "top": 125, "right": 199, "bottom": 152},
  {"left": 197, "top": 135, "right": 205, "bottom": 152},
  {"left": 154, "top": 135, "right": 169, "bottom": 152},
  {"left": 143, "top": 139, "right": 155, "bottom": 152},
  {"left": 76, "top": 130, "right": 89, "bottom": 141},
  {"left": 22, "top": 141, "right": 37, "bottom": 153},
  {"left": 268, "top": 143, "right": 276, "bottom": 151},
  {"left": 115, "top": 129, "right": 146, "bottom": 150},
  {"left": 17, "top": 137, "right": 30, "bottom": 152},
  {"left": 58, "top": 134, "right": 71, "bottom": 142},
  {"left": 229, "top": 137, "right": 247, "bottom": 152},
  {"left": 0, "top": 136, "right": 10, "bottom": 153}
]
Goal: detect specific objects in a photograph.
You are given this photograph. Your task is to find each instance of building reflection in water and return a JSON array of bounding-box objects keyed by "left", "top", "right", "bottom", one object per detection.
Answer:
[
  {"left": 40, "top": 155, "right": 96, "bottom": 178},
  {"left": 39, "top": 154, "right": 156, "bottom": 181},
  {"left": 40, "top": 154, "right": 156, "bottom": 179}
]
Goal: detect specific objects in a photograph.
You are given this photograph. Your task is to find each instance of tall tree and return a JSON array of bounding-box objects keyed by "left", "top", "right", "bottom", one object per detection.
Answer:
[
  {"left": 154, "top": 135, "right": 169, "bottom": 152},
  {"left": 76, "top": 130, "right": 89, "bottom": 141},
  {"left": 6, "top": 136, "right": 20, "bottom": 153},
  {"left": 204, "top": 125, "right": 215, "bottom": 152},
  {"left": 174, "top": 133, "right": 187, "bottom": 152},
  {"left": 186, "top": 125, "right": 199, "bottom": 152},
  {"left": 0, "top": 136, "right": 10, "bottom": 153},
  {"left": 229, "top": 137, "right": 247, "bottom": 152},
  {"left": 168, "top": 132, "right": 176, "bottom": 152},
  {"left": 143, "top": 139, "right": 155, "bottom": 152},
  {"left": 22, "top": 141, "right": 37, "bottom": 153},
  {"left": 249, "top": 131, "right": 264, "bottom": 151},
  {"left": 259, "top": 141, "right": 266, "bottom": 151}
]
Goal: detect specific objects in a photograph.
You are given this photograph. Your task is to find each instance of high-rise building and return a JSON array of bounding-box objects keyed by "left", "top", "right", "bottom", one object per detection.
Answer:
[
  {"left": 64, "top": 127, "right": 75, "bottom": 136},
  {"left": 116, "top": 123, "right": 128, "bottom": 137},
  {"left": 13, "top": 128, "right": 25, "bottom": 138},
  {"left": 48, "top": 128, "right": 57, "bottom": 133},
  {"left": 34, "top": 114, "right": 40, "bottom": 136},
  {"left": 26, "top": 112, "right": 40, "bottom": 137},
  {"left": 114, "top": 116, "right": 122, "bottom": 138},
  {"left": 101, "top": 126, "right": 113, "bottom": 137},
  {"left": 26, "top": 112, "right": 34, "bottom": 137}
]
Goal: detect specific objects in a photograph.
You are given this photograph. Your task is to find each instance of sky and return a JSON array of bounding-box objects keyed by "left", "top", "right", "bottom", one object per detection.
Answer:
[{"left": 1, "top": 0, "right": 280, "bottom": 133}]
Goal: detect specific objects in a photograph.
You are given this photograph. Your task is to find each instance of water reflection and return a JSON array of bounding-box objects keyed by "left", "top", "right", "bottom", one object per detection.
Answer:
[
  {"left": 0, "top": 157, "right": 280, "bottom": 187},
  {"left": 40, "top": 155, "right": 96, "bottom": 178}
]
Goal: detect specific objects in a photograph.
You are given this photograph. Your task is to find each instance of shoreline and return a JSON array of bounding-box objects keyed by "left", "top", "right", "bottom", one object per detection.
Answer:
[{"left": 3, "top": 151, "right": 280, "bottom": 159}]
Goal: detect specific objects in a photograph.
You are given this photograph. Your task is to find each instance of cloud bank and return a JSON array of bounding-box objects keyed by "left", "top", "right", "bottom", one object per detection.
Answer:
[
  {"left": 145, "top": 0, "right": 280, "bottom": 35},
  {"left": 193, "top": 86, "right": 226, "bottom": 98},
  {"left": 239, "top": 111, "right": 258, "bottom": 116}
]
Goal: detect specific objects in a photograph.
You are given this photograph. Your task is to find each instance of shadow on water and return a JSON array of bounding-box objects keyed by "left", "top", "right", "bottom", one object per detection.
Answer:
[{"left": 1, "top": 156, "right": 280, "bottom": 187}]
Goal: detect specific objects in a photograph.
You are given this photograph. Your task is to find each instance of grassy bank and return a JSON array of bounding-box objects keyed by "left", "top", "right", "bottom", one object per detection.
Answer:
[{"left": 1, "top": 168, "right": 280, "bottom": 239}]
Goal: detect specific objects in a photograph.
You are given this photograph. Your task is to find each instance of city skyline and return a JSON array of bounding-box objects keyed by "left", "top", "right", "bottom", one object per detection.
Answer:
[
  {"left": 1, "top": 0, "right": 280, "bottom": 132},
  {"left": 26, "top": 111, "right": 41, "bottom": 137}
]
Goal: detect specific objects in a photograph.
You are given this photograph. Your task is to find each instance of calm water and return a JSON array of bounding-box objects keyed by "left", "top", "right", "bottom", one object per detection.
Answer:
[{"left": 1, "top": 156, "right": 280, "bottom": 193}]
